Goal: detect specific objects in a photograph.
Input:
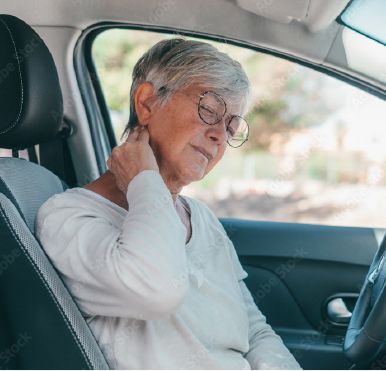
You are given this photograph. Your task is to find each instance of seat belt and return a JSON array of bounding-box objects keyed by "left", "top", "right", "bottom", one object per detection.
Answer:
[
  {"left": 27, "top": 146, "right": 39, "bottom": 164},
  {"left": 39, "top": 117, "right": 76, "bottom": 187}
]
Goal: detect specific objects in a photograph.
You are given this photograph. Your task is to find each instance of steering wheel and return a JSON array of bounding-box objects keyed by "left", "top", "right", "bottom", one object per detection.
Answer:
[{"left": 344, "top": 236, "right": 386, "bottom": 366}]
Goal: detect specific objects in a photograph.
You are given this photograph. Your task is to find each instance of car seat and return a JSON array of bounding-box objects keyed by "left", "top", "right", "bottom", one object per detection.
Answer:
[{"left": 0, "top": 14, "right": 109, "bottom": 369}]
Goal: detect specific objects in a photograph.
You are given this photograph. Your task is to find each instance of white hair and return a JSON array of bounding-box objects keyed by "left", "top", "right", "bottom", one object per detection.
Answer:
[{"left": 123, "top": 37, "right": 250, "bottom": 138}]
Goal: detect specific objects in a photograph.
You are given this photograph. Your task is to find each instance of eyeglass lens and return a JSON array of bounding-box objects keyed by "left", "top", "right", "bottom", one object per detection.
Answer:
[{"left": 198, "top": 92, "right": 248, "bottom": 147}]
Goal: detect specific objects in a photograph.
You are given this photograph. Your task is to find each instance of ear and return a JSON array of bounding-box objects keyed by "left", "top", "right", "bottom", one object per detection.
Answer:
[{"left": 134, "top": 82, "right": 157, "bottom": 126}]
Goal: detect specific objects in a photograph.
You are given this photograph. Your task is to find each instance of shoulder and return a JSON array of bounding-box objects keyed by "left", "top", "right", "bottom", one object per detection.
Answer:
[
  {"left": 39, "top": 187, "right": 120, "bottom": 212},
  {"left": 38, "top": 188, "right": 95, "bottom": 217},
  {"left": 35, "top": 187, "right": 116, "bottom": 235}
]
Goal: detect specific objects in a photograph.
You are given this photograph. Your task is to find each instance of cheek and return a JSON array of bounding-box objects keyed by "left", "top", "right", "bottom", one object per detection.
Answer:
[
  {"left": 150, "top": 110, "right": 189, "bottom": 151},
  {"left": 153, "top": 122, "right": 202, "bottom": 170},
  {"left": 165, "top": 106, "right": 198, "bottom": 139},
  {"left": 172, "top": 115, "right": 203, "bottom": 154}
]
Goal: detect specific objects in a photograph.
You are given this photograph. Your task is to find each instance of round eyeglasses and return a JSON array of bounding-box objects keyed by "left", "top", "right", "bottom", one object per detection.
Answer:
[{"left": 198, "top": 91, "right": 249, "bottom": 148}]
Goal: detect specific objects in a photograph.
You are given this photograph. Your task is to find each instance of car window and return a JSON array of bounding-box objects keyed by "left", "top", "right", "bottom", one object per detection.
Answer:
[
  {"left": 92, "top": 29, "right": 386, "bottom": 228},
  {"left": 340, "top": 0, "right": 385, "bottom": 45}
]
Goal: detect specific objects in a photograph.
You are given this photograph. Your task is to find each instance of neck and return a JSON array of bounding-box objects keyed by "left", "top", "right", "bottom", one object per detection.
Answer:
[{"left": 159, "top": 168, "right": 185, "bottom": 205}]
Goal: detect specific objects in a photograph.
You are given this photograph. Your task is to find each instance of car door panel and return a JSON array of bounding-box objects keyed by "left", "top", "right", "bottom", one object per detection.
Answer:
[{"left": 221, "top": 218, "right": 381, "bottom": 369}]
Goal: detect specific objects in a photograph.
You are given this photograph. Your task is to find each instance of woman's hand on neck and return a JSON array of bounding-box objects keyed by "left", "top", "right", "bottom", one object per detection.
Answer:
[{"left": 85, "top": 167, "right": 184, "bottom": 210}]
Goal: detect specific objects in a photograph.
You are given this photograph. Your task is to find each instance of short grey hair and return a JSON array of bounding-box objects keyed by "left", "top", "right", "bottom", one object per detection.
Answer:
[{"left": 122, "top": 37, "right": 250, "bottom": 138}]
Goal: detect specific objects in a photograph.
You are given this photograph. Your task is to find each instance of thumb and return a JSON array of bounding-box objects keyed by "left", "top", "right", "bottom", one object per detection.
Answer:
[{"left": 137, "top": 126, "right": 150, "bottom": 142}]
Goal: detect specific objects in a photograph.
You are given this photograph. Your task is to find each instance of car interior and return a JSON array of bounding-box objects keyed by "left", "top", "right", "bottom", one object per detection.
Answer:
[{"left": 0, "top": 0, "right": 385, "bottom": 369}]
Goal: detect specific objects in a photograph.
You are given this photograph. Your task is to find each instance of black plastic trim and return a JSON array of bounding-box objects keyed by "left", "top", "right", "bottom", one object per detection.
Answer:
[{"left": 73, "top": 32, "right": 112, "bottom": 174}]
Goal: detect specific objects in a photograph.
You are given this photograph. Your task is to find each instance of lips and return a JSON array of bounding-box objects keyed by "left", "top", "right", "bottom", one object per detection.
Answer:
[{"left": 191, "top": 145, "right": 214, "bottom": 161}]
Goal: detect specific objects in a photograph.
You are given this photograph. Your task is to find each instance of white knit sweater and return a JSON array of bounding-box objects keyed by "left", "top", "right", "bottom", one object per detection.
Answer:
[{"left": 35, "top": 170, "right": 301, "bottom": 370}]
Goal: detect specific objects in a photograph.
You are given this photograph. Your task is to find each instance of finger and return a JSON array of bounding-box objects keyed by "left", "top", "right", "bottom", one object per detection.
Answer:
[
  {"left": 106, "top": 157, "right": 112, "bottom": 169},
  {"left": 137, "top": 125, "right": 150, "bottom": 142},
  {"left": 126, "top": 125, "right": 140, "bottom": 142}
]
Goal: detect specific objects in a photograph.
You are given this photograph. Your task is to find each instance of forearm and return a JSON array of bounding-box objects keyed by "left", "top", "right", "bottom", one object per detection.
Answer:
[{"left": 239, "top": 281, "right": 302, "bottom": 370}]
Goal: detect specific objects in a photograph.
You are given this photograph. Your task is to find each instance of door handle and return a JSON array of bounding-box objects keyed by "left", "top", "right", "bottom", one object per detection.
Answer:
[{"left": 325, "top": 294, "right": 359, "bottom": 326}]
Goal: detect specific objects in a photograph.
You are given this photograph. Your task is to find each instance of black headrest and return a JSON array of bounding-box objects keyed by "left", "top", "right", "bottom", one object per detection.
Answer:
[{"left": 0, "top": 14, "right": 63, "bottom": 150}]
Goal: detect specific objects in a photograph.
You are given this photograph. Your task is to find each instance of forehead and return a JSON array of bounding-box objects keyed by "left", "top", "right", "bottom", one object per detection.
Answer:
[{"left": 186, "top": 84, "right": 246, "bottom": 116}]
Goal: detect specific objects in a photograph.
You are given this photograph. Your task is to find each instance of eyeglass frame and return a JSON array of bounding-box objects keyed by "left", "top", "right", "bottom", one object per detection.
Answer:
[
  {"left": 160, "top": 87, "right": 249, "bottom": 148},
  {"left": 196, "top": 91, "right": 249, "bottom": 148}
]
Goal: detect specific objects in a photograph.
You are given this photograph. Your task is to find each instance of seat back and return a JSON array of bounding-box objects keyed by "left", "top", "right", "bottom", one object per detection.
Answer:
[
  {"left": 0, "top": 14, "right": 109, "bottom": 369},
  {"left": 0, "top": 158, "right": 109, "bottom": 369}
]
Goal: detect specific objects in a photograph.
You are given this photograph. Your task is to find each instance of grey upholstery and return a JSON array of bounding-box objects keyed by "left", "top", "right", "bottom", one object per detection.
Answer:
[{"left": 0, "top": 157, "right": 64, "bottom": 231}]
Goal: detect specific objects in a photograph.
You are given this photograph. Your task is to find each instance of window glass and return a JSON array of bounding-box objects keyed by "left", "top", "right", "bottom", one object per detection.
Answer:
[
  {"left": 340, "top": 0, "right": 386, "bottom": 45},
  {"left": 93, "top": 29, "right": 386, "bottom": 228}
]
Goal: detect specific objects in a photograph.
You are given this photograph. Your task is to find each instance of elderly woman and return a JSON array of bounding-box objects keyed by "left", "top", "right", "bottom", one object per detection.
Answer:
[{"left": 36, "top": 38, "right": 301, "bottom": 370}]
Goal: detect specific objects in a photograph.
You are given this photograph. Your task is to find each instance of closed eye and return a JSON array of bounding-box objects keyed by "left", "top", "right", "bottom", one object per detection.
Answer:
[
  {"left": 226, "top": 116, "right": 236, "bottom": 137},
  {"left": 227, "top": 126, "right": 235, "bottom": 137},
  {"left": 201, "top": 105, "right": 215, "bottom": 115}
]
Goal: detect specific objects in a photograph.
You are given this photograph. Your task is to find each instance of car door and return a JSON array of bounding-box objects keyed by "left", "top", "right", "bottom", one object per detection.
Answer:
[{"left": 221, "top": 218, "right": 382, "bottom": 369}]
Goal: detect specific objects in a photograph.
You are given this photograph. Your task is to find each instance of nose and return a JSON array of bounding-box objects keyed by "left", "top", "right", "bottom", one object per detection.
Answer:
[{"left": 205, "top": 119, "right": 228, "bottom": 144}]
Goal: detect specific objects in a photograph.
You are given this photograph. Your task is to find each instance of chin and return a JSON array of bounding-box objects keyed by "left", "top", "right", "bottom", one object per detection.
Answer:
[{"left": 180, "top": 163, "right": 207, "bottom": 184}]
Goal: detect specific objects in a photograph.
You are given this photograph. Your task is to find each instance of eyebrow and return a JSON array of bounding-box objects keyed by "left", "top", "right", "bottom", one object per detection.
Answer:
[{"left": 199, "top": 91, "right": 244, "bottom": 119}]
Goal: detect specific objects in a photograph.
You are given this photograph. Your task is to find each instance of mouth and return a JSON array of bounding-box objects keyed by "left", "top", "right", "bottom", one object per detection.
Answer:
[{"left": 191, "top": 145, "right": 214, "bottom": 162}]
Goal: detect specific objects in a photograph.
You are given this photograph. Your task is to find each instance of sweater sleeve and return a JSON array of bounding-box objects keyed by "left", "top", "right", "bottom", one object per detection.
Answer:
[
  {"left": 35, "top": 170, "right": 188, "bottom": 320},
  {"left": 225, "top": 236, "right": 301, "bottom": 370},
  {"left": 239, "top": 281, "right": 302, "bottom": 370}
]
